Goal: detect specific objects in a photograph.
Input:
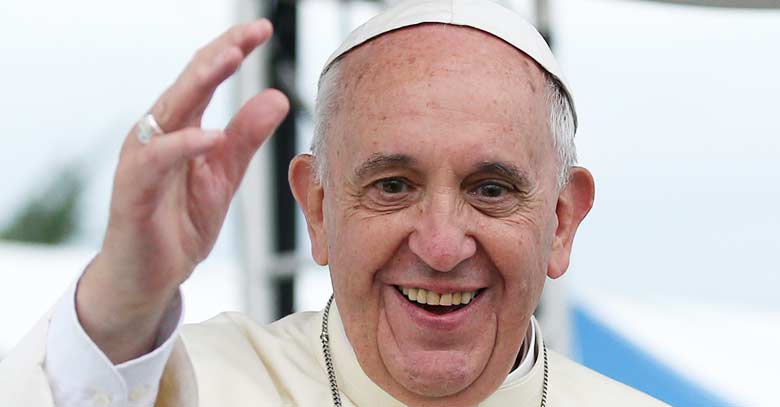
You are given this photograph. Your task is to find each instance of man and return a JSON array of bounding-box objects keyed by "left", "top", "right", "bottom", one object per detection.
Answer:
[{"left": 0, "top": 0, "right": 667, "bottom": 406}]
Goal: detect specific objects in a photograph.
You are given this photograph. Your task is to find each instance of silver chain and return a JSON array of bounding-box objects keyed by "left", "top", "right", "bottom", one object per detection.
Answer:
[
  {"left": 320, "top": 295, "right": 549, "bottom": 407},
  {"left": 541, "top": 339, "right": 549, "bottom": 407},
  {"left": 321, "top": 295, "right": 343, "bottom": 406}
]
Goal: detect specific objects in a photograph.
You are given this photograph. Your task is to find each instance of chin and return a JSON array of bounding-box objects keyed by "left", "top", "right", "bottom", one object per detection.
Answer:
[
  {"left": 397, "top": 355, "right": 477, "bottom": 397},
  {"left": 377, "top": 336, "right": 495, "bottom": 399}
]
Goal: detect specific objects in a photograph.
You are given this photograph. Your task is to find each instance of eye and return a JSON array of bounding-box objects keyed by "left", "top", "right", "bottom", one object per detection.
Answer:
[
  {"left": 366, "top": 177, "right": 416, "bottom": 208},
  {"left": 472, "top": 182, "right": 511, "bottom": 199},
  {"left": 375, "top": 178, "right": 409, "bottom": 194}
]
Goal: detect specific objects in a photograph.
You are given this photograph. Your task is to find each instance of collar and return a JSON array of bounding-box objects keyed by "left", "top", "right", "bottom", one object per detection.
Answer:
[
  {"left": 502, "top": 316, "right": 537, "bottom": 385},
  {"left": 327, "top": 303, "right": 545, "bottom": 406}
]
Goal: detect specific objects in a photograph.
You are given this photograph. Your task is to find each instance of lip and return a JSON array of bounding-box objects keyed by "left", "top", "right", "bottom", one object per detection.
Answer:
[{"left": 386, "top": 284, "right": 488, "bottom": 331}]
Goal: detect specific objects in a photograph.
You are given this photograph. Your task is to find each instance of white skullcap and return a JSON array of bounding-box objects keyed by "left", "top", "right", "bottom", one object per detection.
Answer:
[{"left": 321, "top": 0, "right": 578, "bottom": 130}]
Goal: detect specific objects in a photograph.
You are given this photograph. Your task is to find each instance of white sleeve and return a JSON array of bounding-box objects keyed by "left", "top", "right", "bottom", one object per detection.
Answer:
[{"left": 43, "top": 278, "right": 183, "bottom": 407}]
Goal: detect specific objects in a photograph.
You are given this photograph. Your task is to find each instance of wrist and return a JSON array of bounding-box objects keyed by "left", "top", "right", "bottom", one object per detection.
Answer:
[
  {"left": 86, "top": 251, "right": 180, "bottom": 309},
  {"left": 75, "top": 254, "right": 180, "bottom": 363}
]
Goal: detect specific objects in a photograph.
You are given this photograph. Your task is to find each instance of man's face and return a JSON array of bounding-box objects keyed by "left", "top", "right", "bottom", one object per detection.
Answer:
[{"left": 299, "top": 25, "right": 575, "bottom": 405}]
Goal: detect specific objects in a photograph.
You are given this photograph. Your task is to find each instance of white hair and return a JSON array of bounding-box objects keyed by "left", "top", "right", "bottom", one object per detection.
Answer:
[
  {"left": 544, "top": 73, "right": 578, "bottom": 188},
  {"left": 311, "top": 59, "right": 577, "bottom": 189}
]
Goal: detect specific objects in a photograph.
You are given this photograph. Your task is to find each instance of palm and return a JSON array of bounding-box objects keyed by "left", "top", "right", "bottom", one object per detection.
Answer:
[
  {"left": 182, "top": 154, "right": 232, "bottom": 260},
  {"left": 165, "top": 155, "right": 232, "bottom": 277},
  {"left": 174, "top": 141, "right": 244, "bottom": 264}
]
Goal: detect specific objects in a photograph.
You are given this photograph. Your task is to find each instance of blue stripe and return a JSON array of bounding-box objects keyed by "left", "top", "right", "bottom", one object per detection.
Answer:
[{"left": 572, "top": 306, "right": 733, "bottom": 407}]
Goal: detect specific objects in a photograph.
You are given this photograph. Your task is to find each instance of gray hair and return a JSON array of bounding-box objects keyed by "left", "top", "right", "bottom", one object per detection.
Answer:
[{"left": 311, "top": 60, "right": 577, "bottom": 189}]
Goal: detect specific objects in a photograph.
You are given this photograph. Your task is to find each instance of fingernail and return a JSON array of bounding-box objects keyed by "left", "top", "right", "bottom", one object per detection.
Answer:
[
  {"left": 258, "top": 18, "right": 270, "bottom": 28},
  {"left": 257, "top": 18, "right": 272, "bottom": 34}
]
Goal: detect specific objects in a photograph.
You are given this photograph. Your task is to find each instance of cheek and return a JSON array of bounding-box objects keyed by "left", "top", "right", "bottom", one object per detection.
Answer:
[
  {"left": 325, "top": 198, "right": 413, "bottom": 293},
  {"left": 478, "top": 217, "right": 551, "bottom": 311}
]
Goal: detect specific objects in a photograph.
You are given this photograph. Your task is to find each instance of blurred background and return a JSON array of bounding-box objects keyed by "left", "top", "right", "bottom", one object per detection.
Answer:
[{"left": 1, "top": 0, "right": 778, "bottom": 405}]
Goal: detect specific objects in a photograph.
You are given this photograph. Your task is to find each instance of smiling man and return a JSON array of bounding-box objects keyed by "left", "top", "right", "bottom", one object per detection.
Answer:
[{"left": 1, "top": 1, "right": 666, "bottom": 406}]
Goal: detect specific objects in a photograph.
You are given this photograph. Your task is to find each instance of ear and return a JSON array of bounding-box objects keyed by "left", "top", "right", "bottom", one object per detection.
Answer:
[
  {"left": 547, "top": 167, "right": 595, "bottom": 279},
  {"left": 289, "top": 154, "right": 328, "bottom": 266}
]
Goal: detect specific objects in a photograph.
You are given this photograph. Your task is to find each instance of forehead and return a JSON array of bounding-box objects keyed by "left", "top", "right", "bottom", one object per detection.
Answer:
[
  {"left": 329, "top": 24, "right": 553, "bottom": 178},
  {"left": 345, "top": 24, "right": 542, "bottom": 74}
]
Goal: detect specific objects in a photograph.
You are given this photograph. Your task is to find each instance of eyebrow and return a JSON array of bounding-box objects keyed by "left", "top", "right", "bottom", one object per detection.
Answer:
[
  {"left": 473, "top": 161, "right": 532, "bottom": 188},
  {"left": 352, "top": 153, "right": 417, "bottom": 181},
  {"left": 350, "top": 154, "right": 532, "bottom": 187}
]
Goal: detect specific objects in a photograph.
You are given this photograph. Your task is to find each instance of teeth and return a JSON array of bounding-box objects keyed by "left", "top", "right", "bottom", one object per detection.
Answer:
[
  {"left": 452, "top": 292, "right": 462, "bottom": 305},
  {"left": 408, "top": 287, "right": 418, "bottom": 300},
  {"left": 416, "top": 289, "right": 428, "bottom": 304},
  {"left": 398, "top": 286, "right": 479, "bottom": 306}
]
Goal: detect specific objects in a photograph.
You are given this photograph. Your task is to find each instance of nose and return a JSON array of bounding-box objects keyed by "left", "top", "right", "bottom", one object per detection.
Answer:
[{"left": 408, "top": 195, "right": 477, "bottom": 272}]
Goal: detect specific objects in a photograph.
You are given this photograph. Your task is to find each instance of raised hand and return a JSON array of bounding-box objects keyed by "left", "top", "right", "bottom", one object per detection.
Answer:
[{"left": 76, "top": 20, "right": 289, "bottom": 363}]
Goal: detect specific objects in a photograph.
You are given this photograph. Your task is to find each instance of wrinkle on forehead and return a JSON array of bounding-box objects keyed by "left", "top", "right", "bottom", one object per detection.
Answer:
[
  {"left": 340, "top": 23, "right": 546, "bottom": 101},
  {"left": 332, "top": 23, "right": 550, "bottom": 140}
]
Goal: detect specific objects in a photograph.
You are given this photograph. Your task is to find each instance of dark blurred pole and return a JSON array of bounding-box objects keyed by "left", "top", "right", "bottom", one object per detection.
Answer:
[{"left": 268, "top": 0, "right": 298, "bottom": 319}]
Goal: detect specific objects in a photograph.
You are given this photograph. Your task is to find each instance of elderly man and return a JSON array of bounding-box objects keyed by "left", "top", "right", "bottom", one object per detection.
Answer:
[{"left": 1, "top": 1, "right": 666, "bottom": 406}]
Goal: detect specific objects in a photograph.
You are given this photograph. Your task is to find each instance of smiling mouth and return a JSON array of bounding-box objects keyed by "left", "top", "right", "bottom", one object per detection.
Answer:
[{"left": 395, "top": 285, "right": 484, "bottom": 315}]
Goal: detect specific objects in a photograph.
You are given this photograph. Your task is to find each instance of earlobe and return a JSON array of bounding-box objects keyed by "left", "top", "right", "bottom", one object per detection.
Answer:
[
  {"left": 547, "top": 167, "right": 595, "bottom": 279},
  {"left": 288, "top": 154, "right": 329, "bottom": 265}
]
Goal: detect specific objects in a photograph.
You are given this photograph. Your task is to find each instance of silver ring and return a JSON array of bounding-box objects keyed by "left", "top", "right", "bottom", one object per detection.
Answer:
[{"left": 136, "top": 113, "right": 165, "bottom": 145}]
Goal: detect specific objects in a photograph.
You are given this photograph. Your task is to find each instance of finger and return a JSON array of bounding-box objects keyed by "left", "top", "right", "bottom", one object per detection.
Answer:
[
  {"left": 196, "top": 19, "right": 273, "bottom": 63},
  {"left": 219, "top": 89, "right": 290, "bottom": 185},
  {"left": 151, "top": 19, "right": 273, "bottom": 132},
  {"left": 136, "top": 127, "right": 224, "bottom": 182}
]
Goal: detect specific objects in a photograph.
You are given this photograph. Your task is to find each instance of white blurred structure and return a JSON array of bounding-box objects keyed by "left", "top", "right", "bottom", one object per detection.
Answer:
[
  {"left": 0, "top": 242, "right": 243, "bottom": 357},
  {"left": 646, "top": 0, "right": 780, "bottom": 7}
]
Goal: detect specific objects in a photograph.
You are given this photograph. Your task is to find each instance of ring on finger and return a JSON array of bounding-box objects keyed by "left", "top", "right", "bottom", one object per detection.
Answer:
[{"left": 136, "top": 113, "right": 166, "bottom": 145}]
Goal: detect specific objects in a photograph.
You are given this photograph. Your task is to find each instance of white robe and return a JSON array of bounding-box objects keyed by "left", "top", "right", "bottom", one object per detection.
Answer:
[{"left": 0, "top": 304, "right": 667, "bottom": 406}]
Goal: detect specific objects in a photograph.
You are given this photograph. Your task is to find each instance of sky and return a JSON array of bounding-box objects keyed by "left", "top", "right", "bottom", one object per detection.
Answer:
[
  {"left": 552, "top": 0, "right": 780, "bottom": 308},
  {"left": 0, "top": 0, "right": 239, "bottom": 254}
]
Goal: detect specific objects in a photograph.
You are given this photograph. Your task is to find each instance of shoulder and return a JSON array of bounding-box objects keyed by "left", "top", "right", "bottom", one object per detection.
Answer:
[{"left": 548, "top": 350, "right": 669, "bottom": 407}]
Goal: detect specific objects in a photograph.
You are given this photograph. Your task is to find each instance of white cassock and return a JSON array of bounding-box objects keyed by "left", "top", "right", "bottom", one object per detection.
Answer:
[
  {"left": 0, "top": 293, "right": 666, "bottom": 406},
  {"left": 152, "top": 307, "right": 668, "bottom": 406}
]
